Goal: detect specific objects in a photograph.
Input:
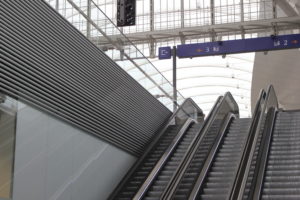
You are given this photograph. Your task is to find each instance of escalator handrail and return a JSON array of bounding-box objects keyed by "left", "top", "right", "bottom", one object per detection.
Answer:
[
  {"left": 133, "top": 118, "right": 196, "bottom": 200},
  {"left": 108, "top": 98, "right": 204, "bottom": 200},
  {"left": 248, "top": 85, "right": 278, "bottom": 200},
  {"left": 180, "top": 98, "right": 204, "bottom": 119},
  {"left": 228, "top": 89, "right": 266, "bottom": 200},
  {"left": 161, "top": 92, "right": 239, "bottom": 199},
  {"left": 250, "top": 107, "right": 277, "bottom": 200},
  {"left": 188, "top": 113, "right": 237, "bottom": 200},
  {"left": 235, "top": 85, "right": 278, "bottom": 200}
]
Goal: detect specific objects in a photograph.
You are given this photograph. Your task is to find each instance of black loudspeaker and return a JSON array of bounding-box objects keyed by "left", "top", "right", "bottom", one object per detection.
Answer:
[{"left": 117, "top": 0, "right": 136, "bottom": 26}]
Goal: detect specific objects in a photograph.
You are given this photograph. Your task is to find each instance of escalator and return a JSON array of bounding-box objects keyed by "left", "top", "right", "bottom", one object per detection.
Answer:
[
  {"left": 110, "top": 85, "right": 300, "bottom": 200},
  {"left": 109, "top": 99, "right": 205, "bottom": 200},
  {"left": 113, "top": 124, "right": 182, "bottom": 199},
  {"left": 239, "top": 86, "right": 300, "bottom": 200},
  {"left": 142, "top": 122, "right": 203, "bottom": 200},
  {"left": 110, "top": 93, "right": 242, "bottom": 200},
  {"left": 171, "top": 120, "right": 223, "bottom": 199},
  {"left": 199, "top": 118, "right": 251, "bottom": 200},
  {"left": 238, "top": 85, "right": 300, "bottom": 200}
]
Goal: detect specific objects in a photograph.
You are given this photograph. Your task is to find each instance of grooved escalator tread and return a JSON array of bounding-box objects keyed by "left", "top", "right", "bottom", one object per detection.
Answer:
[
  {"left": 173, "top": 120, "right": 223, "bottom": 199},
  {"left": 144, "top": 123, "right": 203, "bottom": 199},
  {"left": 261, "top": 111, "right": 300, "bottom": 200},
  {"left": 200, "top": 118, "right": 251, "bottom": 200},
  {"left": 115, "top": 125, "right": 181, "bottom": 200}
]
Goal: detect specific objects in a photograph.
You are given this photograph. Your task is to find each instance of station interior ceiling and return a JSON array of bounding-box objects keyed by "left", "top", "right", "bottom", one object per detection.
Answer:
[{"left": 46, "top": 0, "right": 300, "bottom": 117}]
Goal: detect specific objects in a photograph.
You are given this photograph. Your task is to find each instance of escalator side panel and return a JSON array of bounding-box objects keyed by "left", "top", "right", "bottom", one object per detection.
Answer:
[{"left": 242, "top": 117, "right": 266, "bottom": 200}]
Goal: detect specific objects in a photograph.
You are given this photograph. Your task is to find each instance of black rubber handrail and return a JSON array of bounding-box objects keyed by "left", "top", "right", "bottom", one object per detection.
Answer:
[
  {"left": 248, "top": 86, "right": 278, "bottom": 200},
  {"left": 188, "top": 113, "right": 237, "bottom": 200},
  {"left": 108, "top": 98, "right": 204, "bottom": 200},
  {"left": 133, "top": 118, "right": 195, "bottom": 200},
  {"left": 235, "top": 85, "right": 278, "bottom": 200},
  {"left": 250, "top": 107, "right": 277, "bottom": 200},
  {"left": 228, "top": 89, "right": 266, "bottom": 200},
  {"left": 161, "top": 92, "right": 239, "bottom": 200}
]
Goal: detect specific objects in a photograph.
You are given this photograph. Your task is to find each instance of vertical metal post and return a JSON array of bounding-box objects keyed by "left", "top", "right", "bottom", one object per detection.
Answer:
[
  {"left": 180, "top": 0, "right": 185, "bottom": 44},
  {"left": 210, "top": 0, "right": 215, "bottom": 25},
  {"left": 87, "top": 0, "right": 92, "bottom": 39},
  {"left": 272, "top": 0, "right": 277, "bottom": 19},
  {"left": 240, "top": 0, "right": 244, "bottom": 22},
  {"left": 149, "top": 0, "right": 155, "bottom": 57},
  {"left": 150, "top": 0, "right": 154, "bottom": 31},
  {"left": 240, "top": 0, "right": 245, "bottom": 39},
  {"left": 55, "top": 0, "right": 59, "bottom": 11},
  {"left": 181, "top": 0, "right": 184, "bottom": 28},
  {"left": 272, "top": 0, "right": 277, "bottom": 35},
  {"left": 173, "top": 46, "right": 177, "bottom": 112}
]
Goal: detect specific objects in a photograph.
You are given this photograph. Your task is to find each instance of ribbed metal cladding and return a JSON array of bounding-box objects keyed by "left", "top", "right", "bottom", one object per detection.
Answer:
[{"left": 0, "top": 0, "right": 172, "bottom": 156}]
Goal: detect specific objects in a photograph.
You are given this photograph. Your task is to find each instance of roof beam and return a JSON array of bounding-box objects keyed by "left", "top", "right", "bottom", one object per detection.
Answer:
[
  {"left": 275, "top": 0, "right": 298, "bottom": 16},
  {"left": 92, "top": 16, "right": 300, "bottom": 46}
]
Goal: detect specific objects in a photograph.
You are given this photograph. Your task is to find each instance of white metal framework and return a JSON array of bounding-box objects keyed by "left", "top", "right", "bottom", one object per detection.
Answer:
[{"left": 46, "top": 0, "right": 300, "bottom": 116}]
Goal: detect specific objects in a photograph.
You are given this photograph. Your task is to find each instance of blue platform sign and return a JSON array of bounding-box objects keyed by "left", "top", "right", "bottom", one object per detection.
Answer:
[
  {"left": 177, "top": 34, "right": 300, "bottom": 58},
  {"left": 159, "top": 46, "right": 172, "bottom": 59}
]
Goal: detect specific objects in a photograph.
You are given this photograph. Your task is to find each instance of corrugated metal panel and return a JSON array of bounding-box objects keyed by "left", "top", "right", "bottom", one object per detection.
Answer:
[{"left": 0, "top": 0, "right": 172, "bottom": 156}]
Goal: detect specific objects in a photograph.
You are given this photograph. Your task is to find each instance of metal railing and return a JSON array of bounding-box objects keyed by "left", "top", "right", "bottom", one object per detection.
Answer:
[{"left": 46, "top": 0, "right": 185, "bottom": 110}]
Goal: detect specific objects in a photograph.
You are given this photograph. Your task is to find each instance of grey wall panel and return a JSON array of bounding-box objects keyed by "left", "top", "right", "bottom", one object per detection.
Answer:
[
  {"left": 0, "top": 0, "right": 172, "bottom": 156},
  {"left": 251, "top": 49, "right": 300, "bottom": 112},
  {"left": 13, "top": 102, "right": 136, "bottom": 200}
]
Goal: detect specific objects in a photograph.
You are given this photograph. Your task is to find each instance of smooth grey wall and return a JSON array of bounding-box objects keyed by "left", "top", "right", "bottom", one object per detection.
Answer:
[
  {"left": 251, "top": 1, "right": 300, "bottom": 111},
  {"left": 12, "top": 102, "right": 136, "bottom": 200},
  {"left": 251, "top": 49, "right": 300, "bottom": 111}
]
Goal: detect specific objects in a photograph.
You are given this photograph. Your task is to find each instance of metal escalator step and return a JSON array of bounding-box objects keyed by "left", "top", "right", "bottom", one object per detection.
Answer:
[
  {"left": 265, "top": 170, "right": 300, "bottom": 176},
  {"left": 263, "top": 188, "right": 300, "bottom": 195},
  {"left": 116, "top": 125, "right": 181, "bottom": 199},
  {"left": 267, "top": 164, "right": 300, "bottom": 170},
  {"left": 199, "top": 118, "right": 251, "bottom": 199},
  {"left": 261, "top": 194, "right": 300, "bottom": 200},
  {"left": 143, "top": 123, "right": 202, "bottom": 199},
  {"left": 205, "top": 182, "right": 231, "bottom": 188},
  {"left": 261, "top": 111, "right": 300, "bottom": 199},
  {"left": 173, "top": 120, "right": 223, "bottom": 198},
  {"left": 202, "top": 188, "right": 229, "bottom": 194},
  {"left": 264, "top": 175, "right": 300, "bottom": 182},
  {"left": 264, "top": 182, "right": 300, "bottom": 188},
  {"left": 200, "top": 194, "right": 227, "bottom": 200}
]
